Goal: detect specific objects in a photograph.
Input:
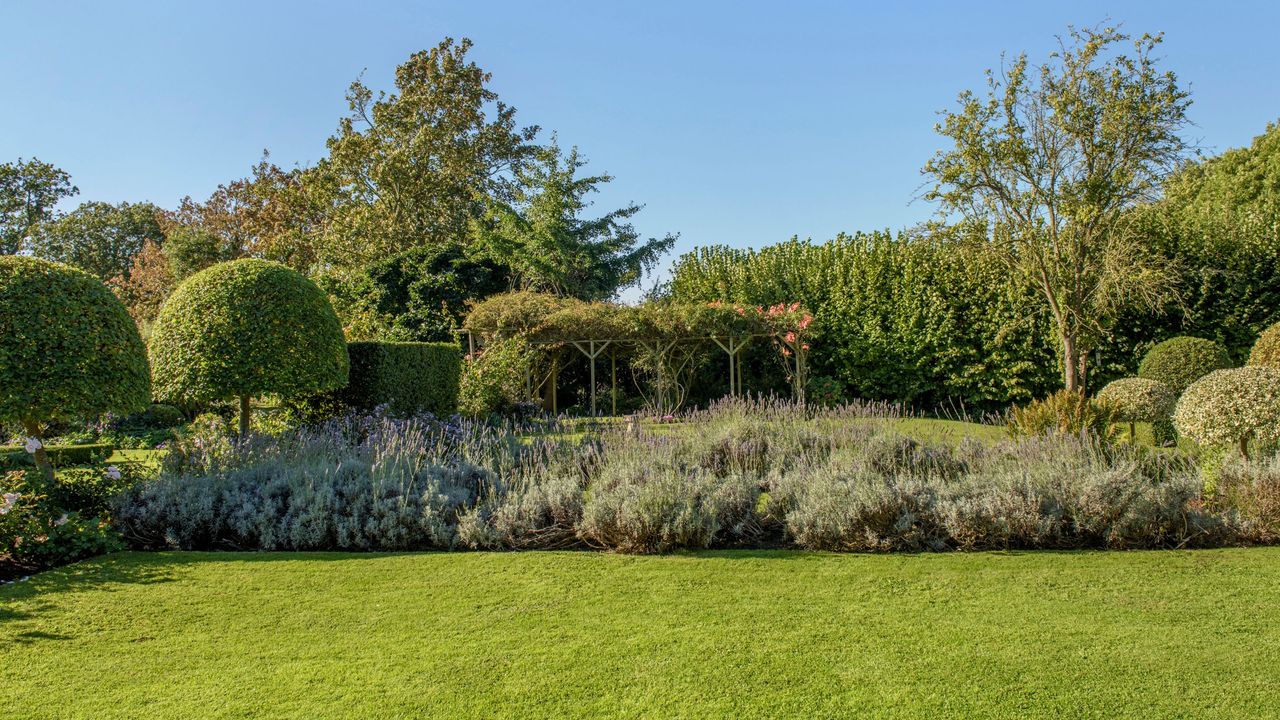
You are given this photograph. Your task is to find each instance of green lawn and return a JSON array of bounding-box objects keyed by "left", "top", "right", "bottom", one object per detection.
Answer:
[{"left": 4, "top": 549, "right": 1280, "bottom": 719}]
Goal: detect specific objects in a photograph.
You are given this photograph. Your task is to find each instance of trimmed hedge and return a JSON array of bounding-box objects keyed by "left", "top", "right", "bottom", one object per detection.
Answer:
[
  {"left": 1138, "top": 336, "right": 1234, "bottom": 395},
  {"left": 339, "top": 342, "right": 462, "bottom": 417},
  {"left": 1174, "top": 366, "right": 1280, "bottom": 458},
  {"left": 1248, "top": 322, "right": 1280, "bottom": 369},
  {"left": 0, "top": 443, "right": 114, "bottom": 470}
]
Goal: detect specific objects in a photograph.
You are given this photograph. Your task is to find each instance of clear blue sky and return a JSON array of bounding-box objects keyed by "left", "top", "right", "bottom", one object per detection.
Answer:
[{"left": 4, "top": 1, "right": 1279, "bottom": 295}]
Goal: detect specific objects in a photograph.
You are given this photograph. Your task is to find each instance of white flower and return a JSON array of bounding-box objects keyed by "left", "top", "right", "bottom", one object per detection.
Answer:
[
  {"left": 0, "top": 492, "right": 18, "bottom": 515},
  {"left": 23, "top": 437, "right": 42, "bottom": 454},
  {"left": 53, "top": 514, "right": 68, "bottom": 527},
  {"left": 105, "top": 466, "right": 122, "bottom": 481}
]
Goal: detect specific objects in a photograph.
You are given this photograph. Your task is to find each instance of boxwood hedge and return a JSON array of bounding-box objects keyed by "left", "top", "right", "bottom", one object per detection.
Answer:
[{"left": 339, "top": 341, "right": 462, "bottom": 417}]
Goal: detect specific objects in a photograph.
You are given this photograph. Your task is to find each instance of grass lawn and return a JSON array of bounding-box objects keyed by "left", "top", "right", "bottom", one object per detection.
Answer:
[{"left": 3, "top": 550, "right": 1280, "bottom": 719}]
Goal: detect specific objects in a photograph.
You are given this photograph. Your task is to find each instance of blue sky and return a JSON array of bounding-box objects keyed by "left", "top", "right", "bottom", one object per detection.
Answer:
[{"left": 4, "top": 1, "right": 1279, "bottom": 295}]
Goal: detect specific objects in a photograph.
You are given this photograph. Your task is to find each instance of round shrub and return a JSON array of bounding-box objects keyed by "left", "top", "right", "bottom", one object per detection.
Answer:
[
  {"left": 149, "top": 259, "right": 348, "bottom": 433},
  {"left": 0, "top": 257, "right": 150, "bottom": 477},
  {"left": 1174, "top": 367, "right": 1280, "bottom": 458},
  {"left": 1248, "top": 322, "right": 1280, "bottom": 369},
  {"left": 1096, "top": 377, "right": 1176, "bottom": 443},
  {"left": 1138, "top": 336, "right": 1234, "bottom": 396}
]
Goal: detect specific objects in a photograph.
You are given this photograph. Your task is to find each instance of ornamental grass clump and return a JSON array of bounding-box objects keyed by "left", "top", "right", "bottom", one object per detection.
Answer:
[
  {"left": 1096, "top": 377, "right": 1177, "bottom": 443},
  {"left": 1174, "top": 366, "right": 1280, "bottom": 459}
]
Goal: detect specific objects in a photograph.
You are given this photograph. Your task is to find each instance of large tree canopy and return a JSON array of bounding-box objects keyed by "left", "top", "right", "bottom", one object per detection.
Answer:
[
  {"left": 0, "top": 157, "right": 77, "bottom": 255},
  {"left": 316, "top": 37, "right": 539, "bottom": 270},
  {"left": 473, "top": 142, "right": 675, "bottom": 301},
  {"left": 922, "top": 25, "right": 1192, "bottom": 392},
  {"left": 28, "top": 200, "right": 166, "bottom": 281}
]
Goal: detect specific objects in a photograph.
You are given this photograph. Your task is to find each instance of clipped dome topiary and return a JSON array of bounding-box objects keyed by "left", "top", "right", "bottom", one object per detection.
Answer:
[
  {"left": 149, "top": 259, "right": 348, "bottom": 435},
  {"left": 1248, "top": 322, "right": 1280, "bottom": 369},
  {"left": 0, "top": 256, "right": 151, "bottom": 479},
  {"left": 1096, "top": 377, "right": 1176, "bottom": 444},
  {"left": 1138, "top": 336, "right": 1234, "bottom": 396},
  {"left": 1173, "top": 366, "right": 1280, "bottom": 459}
]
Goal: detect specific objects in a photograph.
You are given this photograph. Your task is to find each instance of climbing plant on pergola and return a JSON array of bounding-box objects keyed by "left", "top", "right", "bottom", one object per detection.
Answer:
[{"left": 463, "top": 291, "right": 814, "bottom": 415}]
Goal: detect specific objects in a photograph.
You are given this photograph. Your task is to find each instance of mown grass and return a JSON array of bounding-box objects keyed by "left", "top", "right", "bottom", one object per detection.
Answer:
[{"left": 4, "top": 549, "right": 1280, "bottom": 719}]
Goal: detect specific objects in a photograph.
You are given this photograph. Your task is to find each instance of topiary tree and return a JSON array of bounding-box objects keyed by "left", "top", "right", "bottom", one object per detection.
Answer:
[
  {"left": 1095, "top": 377, "right": 1176, "bottom": 444},
  {"left": 0, "top": 257, "right": 150, "bottom": 481},
  {"left": 1248, "top": 322, "right": 1280, "bottom": 369},
  {"left": 149, "top": 259, "right": 348, "bottom": 436},
  {"left": 1173, "top": 367, "right": 1280, "bottom": 459},
  {"left": 1138, "top": 336, "right": 1235, "bottom": 395}
]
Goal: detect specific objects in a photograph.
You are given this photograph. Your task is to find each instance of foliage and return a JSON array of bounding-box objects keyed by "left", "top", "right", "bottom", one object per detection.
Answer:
[
  {"left": 1174, "top": 367, "right": 1280, "bottom": 458},
  {"left": 458, "top": 337, "right": 537, "bottom": 417},
  {"left": 111, "top": 398, "right": 1280, "bottom": 555},
  {"left": 0, "top": 257, "right": 151, "bottom": 457},
  {"left": 338, "top": 341, "right": 462, "bottom": 417},
  {"left": 168, "top": 153, "right": 324, "bottom": 273},
  {"left": 313, "top": 37, "right": 539, "bottom": 270},
  {"left": 149, "top": 259, "right": 349, "bottom": 412},
  {"left": 472, "top": 140, "right": 674, "bottom": 300},
  {"left": 0, "top": 157, "right": 77, "bottom": 255},
  {"left": 1006, "top": 389, "right": 1119, "bottom": 441},
  {"left": 806, "top": 375, "right": 846, "bottom": 408},
  {"left": 1095, "top": 377, "right": 1176, "bottom": 423},
  {"left": 28, "top": 200, "right": 165, "bottom": 281},
  {"left": 1248, "top": 321, "right": 1280, "bottom": 369},
  {"left": 328, "top": 243, "right": 510, "bottom": 342},
  {"left": 0, "top": 444, "right": 113, "bottom": 471},
  {"left": 107, "top": 239, "right": 176, "bottom": 327},
  {"left": 1, "top": 470, "right": 123, "bottom": 570},
  {"left": 1138, "top": 336, "right": 1234, "bottom": 395},
  {"left": 922, "top": 26, "right": 1190, "bottom": 391},
  {"left": 668, "top": 233, "right": 1059, "bottom": 409}
]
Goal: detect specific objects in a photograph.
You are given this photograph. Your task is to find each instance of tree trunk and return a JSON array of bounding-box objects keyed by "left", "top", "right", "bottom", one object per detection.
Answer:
[
  {"left": 1061, "top": 334, "right": 1083, "bottom": 393},
  {"left": 239, "top": 395, "right": 251, "bottom": 438},
  {"left": 1240, "top": 431, "right": 1253, "bottom": 461},
  {"left": 21, "top": 419, "right": 54, "bottom": 485}
]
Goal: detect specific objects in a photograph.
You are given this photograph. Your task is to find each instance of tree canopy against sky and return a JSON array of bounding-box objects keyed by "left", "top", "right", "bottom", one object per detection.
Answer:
[
  {"left": 0, "top": 157, "right": 77, "bottom": 255},
  {"left": 923, "top": 25, "right": 1193, "bottom": 393}
]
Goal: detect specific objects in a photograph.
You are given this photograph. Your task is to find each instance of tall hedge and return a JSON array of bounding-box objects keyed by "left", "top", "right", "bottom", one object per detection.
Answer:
[
  {"left": 669, "top": 233, "right": 1059, "bottom": 408},
  {"left": 149, "top": 259, "right": 348, "bottom": 432},
  {"left": 340, "top": 341, "right": 461, "bottom": 417}
]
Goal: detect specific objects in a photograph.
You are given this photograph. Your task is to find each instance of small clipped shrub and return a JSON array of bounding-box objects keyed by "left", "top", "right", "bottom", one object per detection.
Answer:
[
  {"left": 339, "top": 341, "right": 461, "bottom": 417},
  {"left": 142, "top": 403, "right": 186, "bottom": 429},
  {"left": 1248, "top": 322, "right": 1280, "bottom": 369},
  {"left": 1138, "top": 336, "right": 1234, "bottom": 395},
  {"left": 1096, "top": 377, "right": 1176, "bottom": 443},
  {"left": 0, "top": 257, "right": 150, "bottom": 480},
  {"left": 149, "top": 259, "right": 349, "bottom": 434},
  {"left": 1007, "top": 389, "right": 1118, "bottom": 441},
  {"left": 1174, "top": 367, "right": 1280, "bottom": 459}
]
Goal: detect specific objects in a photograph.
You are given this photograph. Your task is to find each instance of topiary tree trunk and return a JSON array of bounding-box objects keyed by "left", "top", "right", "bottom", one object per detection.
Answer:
[
  {"left": 20, "top": 419, "right": 55, "bottom": 485},
  {"left": 239, "top": 395, "right": 251, "bottom": 438}
]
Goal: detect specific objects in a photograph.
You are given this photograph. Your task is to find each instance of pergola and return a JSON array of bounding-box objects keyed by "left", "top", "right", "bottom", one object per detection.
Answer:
[{"left": 463, "top": 292, "right": 814, "bottom": 416}]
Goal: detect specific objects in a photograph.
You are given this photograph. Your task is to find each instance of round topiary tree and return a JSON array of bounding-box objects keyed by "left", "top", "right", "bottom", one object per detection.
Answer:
[
  {"left": 1138, "top": 336, "right": 1235, "bottom": 395},
  {"left": 1248, "top": 322, "right": 1280, "bottom": 369},
  {"left": 0, "top": 257, "right": 151, "bottom": 481},
  {"left": 1095, "top": 377, "right": 1176, "bottom": 444},
  {"left": 1173, "top": 366, "right": 1280, "bottom": 459},
  {"left": 149, "top": 259, "right": 349, "bottom": 436}
]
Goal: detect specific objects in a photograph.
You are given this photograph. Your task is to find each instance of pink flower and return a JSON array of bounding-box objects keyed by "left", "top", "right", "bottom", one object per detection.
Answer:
[
  {"left": 105, "top": 466, "right": 122, "bottom": 481},
  {"left": 785, "top": 332, "right": 797, "bottom": 344}
]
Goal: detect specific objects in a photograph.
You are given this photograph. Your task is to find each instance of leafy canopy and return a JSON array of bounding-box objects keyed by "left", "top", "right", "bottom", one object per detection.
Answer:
[
  {"left": 473, "top": 141, "right": 675, "bottom": 301},
  {"left": 0, "top": 157, "right": 78, "bottom": 255},
  {"left": 922, "top": 25, "right": 1192, "bottom": 391},
  {"left": 0, "top": 256, "right": 150, "bottom": 424},
  {"left": 28, "top": 200, "right": 165, "bottom": 281},
  {"left": 149, "top": 259, "right": 349, "bottom": 403}
]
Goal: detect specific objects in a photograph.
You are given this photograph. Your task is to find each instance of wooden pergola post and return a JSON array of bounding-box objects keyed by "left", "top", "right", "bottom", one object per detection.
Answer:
[
  {"left": 712, "top": 336, "right": 750, "bottom": 398},
  {"left": 570, "top": 340, "right": 612, "bottom": 415}
]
